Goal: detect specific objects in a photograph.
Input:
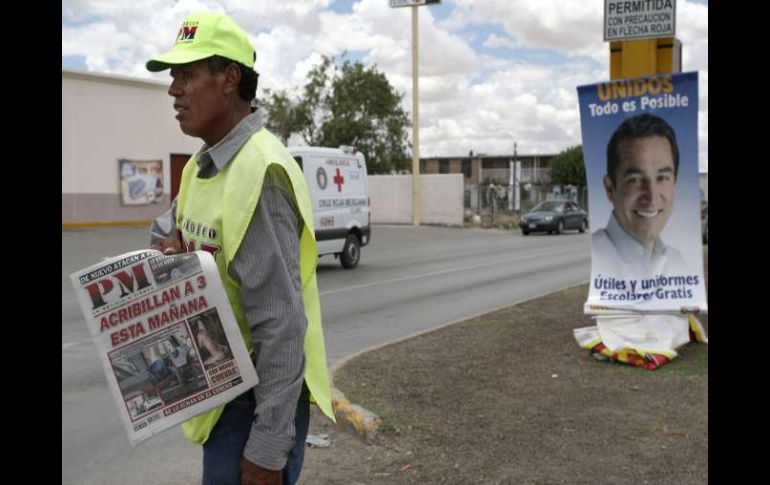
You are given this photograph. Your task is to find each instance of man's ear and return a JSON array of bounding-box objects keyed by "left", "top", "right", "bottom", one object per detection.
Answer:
[
  {"left": 221, "top": 63, "right": 242, "bottom": 96},
  {"left": 603, "top": 175, "right": 615, "bottom": 203}
]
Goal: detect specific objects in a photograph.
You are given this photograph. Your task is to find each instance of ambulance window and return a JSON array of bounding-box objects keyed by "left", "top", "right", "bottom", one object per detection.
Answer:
[{"left": 293, "top": 156, "right": 303, "bottom": 169}]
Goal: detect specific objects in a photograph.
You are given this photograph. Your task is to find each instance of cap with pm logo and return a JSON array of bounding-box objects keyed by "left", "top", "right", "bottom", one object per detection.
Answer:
[{"left": 146, "top": 12, "right": 255, "bottom": 72}]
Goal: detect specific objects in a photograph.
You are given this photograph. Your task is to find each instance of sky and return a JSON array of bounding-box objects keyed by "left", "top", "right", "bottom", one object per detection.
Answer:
[{"left": 62, "top": 0, "right": 708, "bottom": 171}]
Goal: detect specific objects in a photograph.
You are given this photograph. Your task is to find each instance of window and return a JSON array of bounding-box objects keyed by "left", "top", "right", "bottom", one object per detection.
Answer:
[
  {"left": 439, "top": 160, "right": 450, "bottom": 174},
  {"left": 462, "top": 160, "right": 471, "bottom": 178},
  {"left": 293, "top": 156, "right": 303, "bottom": 169}
]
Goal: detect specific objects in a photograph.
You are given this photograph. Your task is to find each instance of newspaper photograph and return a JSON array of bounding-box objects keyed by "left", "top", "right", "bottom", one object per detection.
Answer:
[{"left": 69, "top": 249, "right": 258, "bottom": 445}]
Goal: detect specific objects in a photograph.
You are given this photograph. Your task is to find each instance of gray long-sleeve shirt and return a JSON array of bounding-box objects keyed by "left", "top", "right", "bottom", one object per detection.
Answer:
[{"left": 150, "top": 111, "right": 306, "bottom": 470}]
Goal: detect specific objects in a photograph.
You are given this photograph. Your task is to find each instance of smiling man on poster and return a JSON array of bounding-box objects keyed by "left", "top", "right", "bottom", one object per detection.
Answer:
[
  {"left": 592, "top": 112, "right": 688, "bottom": 279},
  {"left": 573, "top": 71, "right": 708, "bottom": 369}
]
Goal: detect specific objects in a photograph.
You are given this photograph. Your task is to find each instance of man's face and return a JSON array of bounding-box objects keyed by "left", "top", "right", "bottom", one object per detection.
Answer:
[
  {"left": 168, "top": 60, "right": 228, "bottom": 143},
  {"left": 604, "top": 135, "right": 677, "bottom": 251}
]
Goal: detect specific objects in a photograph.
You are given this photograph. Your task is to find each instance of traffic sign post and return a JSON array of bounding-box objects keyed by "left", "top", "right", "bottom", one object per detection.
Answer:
[{"left": 605, "top": 0, "right": 680, "bottom": 80}]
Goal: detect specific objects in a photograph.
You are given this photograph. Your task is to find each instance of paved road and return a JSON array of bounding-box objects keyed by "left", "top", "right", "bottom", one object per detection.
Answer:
[
  {"left": 62, "top": 225, "right": 590, "bottom": 484},
  {"left": 316, "top": 225, "right": 590, "bottom": 362}
]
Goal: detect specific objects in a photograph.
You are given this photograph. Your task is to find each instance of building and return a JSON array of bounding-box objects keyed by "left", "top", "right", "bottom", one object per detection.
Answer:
[
  {"left": 420, "top": 153, "right": 565, "bottom": 212},
  {"left": 62, "top": 69, "right": 199, "bottom": 225}
]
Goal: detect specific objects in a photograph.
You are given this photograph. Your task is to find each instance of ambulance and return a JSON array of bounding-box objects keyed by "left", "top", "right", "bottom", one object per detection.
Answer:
[{"left": 288, "top": 146, "right": 371, "bottom": 269}]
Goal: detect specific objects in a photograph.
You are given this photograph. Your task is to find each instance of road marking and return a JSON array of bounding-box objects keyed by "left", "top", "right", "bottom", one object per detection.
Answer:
[{"left": 319, "top": 247, "right": 587, "bottom": 296}]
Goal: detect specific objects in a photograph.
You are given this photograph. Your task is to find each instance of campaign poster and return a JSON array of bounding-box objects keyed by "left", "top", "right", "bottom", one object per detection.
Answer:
[
  {"left": 577, "top": 71, "right": 707, "bottom": 315},
  {"left": 119, "top": 159, "right": 164, "bottom": 205}
]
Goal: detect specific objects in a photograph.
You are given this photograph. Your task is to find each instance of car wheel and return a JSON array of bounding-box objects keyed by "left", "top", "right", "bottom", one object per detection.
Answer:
[
  {"left": 579, "top": 219, "right": 586, "bottom": 233},
  {"left": 522, "top": 229, "right": 530, "bottom": 235},
  {"left": 555, "top": 220, "right": 564, "bottom": 235},
  {"left": 340, "top": 234, "right": 360, "bottom": 269}
]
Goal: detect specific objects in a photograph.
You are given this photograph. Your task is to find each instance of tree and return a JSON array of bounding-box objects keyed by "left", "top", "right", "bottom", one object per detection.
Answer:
[
  {"left": 295, "top": 56, "right": 334, "bottom": 147},
  {"left": 261, "top": 89, "right": 296, "bottom": 145},
  {"left": 320, "top": 60, "right": 411, "bottom": 174},
  {"left": 261, "top": 56, "right": 411, "bottom": 174},
  {"left": 549, "top": 145, "right": 586, "bottom": 187},
  {"left": 262, "top": 56, "right": 334, "bottom": 146}
]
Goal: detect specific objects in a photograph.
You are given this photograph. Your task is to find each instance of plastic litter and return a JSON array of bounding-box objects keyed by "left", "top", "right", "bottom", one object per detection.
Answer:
[{"left": 306, "top": 434, "right": 331, "bottom": 448}]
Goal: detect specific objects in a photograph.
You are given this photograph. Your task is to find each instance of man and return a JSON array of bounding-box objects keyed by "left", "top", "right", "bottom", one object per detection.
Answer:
[
  {"left": 146, "top": 12, "right": 334, "bottom": 485},
  {"left": 577, "top": 113, "right": 704, "bottom": 369},
  {"left": 591, "top": 113, "right": 689, "bottom": 279}
]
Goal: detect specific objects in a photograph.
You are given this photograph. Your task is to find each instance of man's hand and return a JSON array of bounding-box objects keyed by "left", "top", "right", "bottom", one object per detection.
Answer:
[
  {"left": 150, "top": 235, "right": 183, "bottom": 255},
  {"left": 240, "top": 457, "right": 282, "bottom": 485}
]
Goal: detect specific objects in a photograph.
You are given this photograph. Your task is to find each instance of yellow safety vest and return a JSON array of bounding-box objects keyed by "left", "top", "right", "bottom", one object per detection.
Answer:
[{"left": 176, "top": 128, "right": 334, "bottom": 444}]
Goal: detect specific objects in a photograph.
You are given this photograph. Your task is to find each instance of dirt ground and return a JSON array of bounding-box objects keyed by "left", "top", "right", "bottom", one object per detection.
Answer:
[{"left": 299, "top": 249, "right": 708, "bottom": 485}]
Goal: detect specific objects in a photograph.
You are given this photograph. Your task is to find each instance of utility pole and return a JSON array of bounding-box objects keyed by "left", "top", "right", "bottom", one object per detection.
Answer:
[
  {"left": 390, "top": 0, "right": 441, "bottom": 226},
  {"left": 508, "top": 146, "right": 514, "bottom": 212},
  {"left": 477, "top": 154, "right": 482, "bottom": 214},
  {"left": 513, "top": 142, "right": 520, "bottom": 213},
  {"left": 411, "top": 5, "right": 420, "bottom": 226}
]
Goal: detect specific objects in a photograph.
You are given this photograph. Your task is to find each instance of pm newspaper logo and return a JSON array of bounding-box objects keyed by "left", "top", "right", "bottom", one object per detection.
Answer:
[
  {"left": 70, "top": 249, "right": 258, "bottom": 445},
  {"left": 80, "top": 253, "right": 154, "bottom": 310}
]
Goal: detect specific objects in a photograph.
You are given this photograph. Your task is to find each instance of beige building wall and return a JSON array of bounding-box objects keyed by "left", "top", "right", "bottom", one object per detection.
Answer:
[
  {"left": 449, "top": 159, "right": 462, "bottom": 176},
  {"left": 62, "top": 69, "right": 200, "bottom": 224}
]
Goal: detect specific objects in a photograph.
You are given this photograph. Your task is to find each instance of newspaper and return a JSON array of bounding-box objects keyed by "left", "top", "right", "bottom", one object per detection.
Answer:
[{"left": 69, "top": 249, "right": 258, "bottom": 445}]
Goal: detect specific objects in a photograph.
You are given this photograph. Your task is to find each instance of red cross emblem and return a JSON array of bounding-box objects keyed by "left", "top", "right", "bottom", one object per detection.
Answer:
[{"left": 333, "top": 168, "right": 345, "bottom": 192}]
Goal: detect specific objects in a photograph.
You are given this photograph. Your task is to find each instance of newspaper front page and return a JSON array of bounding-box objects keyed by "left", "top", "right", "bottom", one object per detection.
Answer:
[{"left": 70, "top": 249, "right": 258, "bottom": 445}]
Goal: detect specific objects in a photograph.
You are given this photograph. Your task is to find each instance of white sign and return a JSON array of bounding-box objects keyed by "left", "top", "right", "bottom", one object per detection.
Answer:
[
  {"left": 604, "top": 0, "right": 676, "bottom": 41},
  {"left": 389, "top": 0, "right": 440, "bottom": 8}
]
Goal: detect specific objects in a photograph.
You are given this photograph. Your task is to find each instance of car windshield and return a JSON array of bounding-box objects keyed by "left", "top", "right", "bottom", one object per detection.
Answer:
[{"left": 532, "top": 201, "right": 563, "bottom": 213}]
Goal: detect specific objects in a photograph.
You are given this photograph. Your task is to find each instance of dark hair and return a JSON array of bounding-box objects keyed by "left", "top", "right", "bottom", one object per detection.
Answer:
[
  {"left": 606, "top": 113, "right": 679, "bottom": 185},
  {"left": 207, "top": 55, "right": 259, "bottom": 103}
]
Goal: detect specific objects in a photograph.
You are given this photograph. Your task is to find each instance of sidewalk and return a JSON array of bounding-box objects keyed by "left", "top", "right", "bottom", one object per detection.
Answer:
[{"left": 300, "top": 249, "right": 708, "bottom": 484}]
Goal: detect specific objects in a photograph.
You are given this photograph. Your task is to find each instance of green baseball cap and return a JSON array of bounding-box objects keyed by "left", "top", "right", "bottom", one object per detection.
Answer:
[{"left": 146, "top": 12, "right": 255, "bottom": 72}]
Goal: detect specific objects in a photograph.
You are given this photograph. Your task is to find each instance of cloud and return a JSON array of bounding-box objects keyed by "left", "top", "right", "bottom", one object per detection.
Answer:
[
  {"left": 448, "top": 0, "right": 605, "bottom": 59},
  {"left": 484, "top": 34, "right": 517, "bottom": 50},
  {"left": 62, "top": 0, "right": 707, "bottom": 169}
]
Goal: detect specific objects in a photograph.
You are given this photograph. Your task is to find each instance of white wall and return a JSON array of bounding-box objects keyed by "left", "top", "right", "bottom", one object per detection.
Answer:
[
  {"left": 62, "top": 69, "right": 200, "bottom": 222},
  {"left": 369, "top": 174, "right": 463, "bottom": 226},
  {"left": 368, "top": 175, "right": 412, "bottom": 224}
]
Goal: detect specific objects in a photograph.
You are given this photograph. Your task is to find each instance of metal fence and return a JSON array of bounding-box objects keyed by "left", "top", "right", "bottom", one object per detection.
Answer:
[{"left": 465, "top": 184, "right": 589, "bottom": 215}]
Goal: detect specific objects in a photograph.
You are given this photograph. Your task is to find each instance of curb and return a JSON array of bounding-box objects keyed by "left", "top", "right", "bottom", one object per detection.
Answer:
[
  {"left": 326, "top": 279, "right": 589, "bottom": 444},
  {"left": 63, "top": 220, "right": 153, "bottom": 229},
  {"left": 329, "top": 387, "right": 382, "bottom": 445}
]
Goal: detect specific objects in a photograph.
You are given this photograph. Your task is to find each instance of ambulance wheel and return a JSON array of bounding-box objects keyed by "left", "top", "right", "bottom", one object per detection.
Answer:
[{"left": 340, "top": 234, "right": 360, "bottom": 269}]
